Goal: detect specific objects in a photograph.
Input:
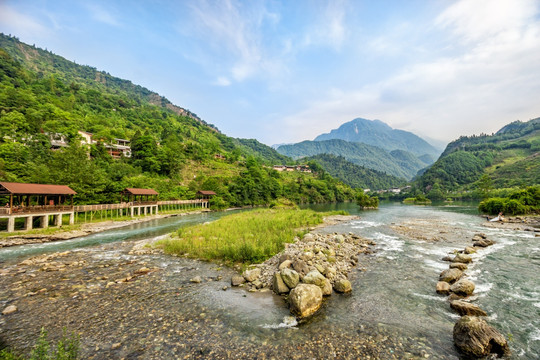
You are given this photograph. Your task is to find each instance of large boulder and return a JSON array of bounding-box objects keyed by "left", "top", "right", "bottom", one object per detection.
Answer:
[
  {"left": 289, "top": 284, "right": 323, "bottom": 318},
  {"left": 450, "top": 300, "right": 487, "bottom": 316},
  {"left": 334, "top": 279, "right": 352, "bottom": 293},
  {"left": 463, "top": 247, "right": 476, "bottom": 254},
  {"left": 243, "top": 268, "right": 261, "bottom": 282},
  {"left": 473, "top": 239, "right": 494, "bottom": 248},
  {"left": 303, "top": 270, "right": 326, "bottom": 287},
  {"left": 292, "top": 259, "right": 309, "bottom": 276},
  {"left": 450, "top": 279, "right": 475, "bottom": 296},
  {"left": 231, "top": 275, "right": 245, "bottom": 286},
  {"left": 278, "top": 260, "right": 292, "bottom": 270},
  {"left": 280, "top": 268, "right": 300, "bottom": 289},
  {"left": 272, "top": 272, "right": 289, "bottom": 294},
  {"left": 450, "top": 263, "right": 468, "bottom": 271},
  {"left": 439, "top": 268, "right": 463, "bottom": 284},
  {"left": 453, "top": 316, "right": 510, "bottom": 358},
  {"left": 436, "top": 281, "right": 450, "bottom": 295},
  {"left": 453, "top": 253, "right": 473, "bottom": 264},
  {"left": 303, "top": 270, "right": 332, "bottom": 296}
]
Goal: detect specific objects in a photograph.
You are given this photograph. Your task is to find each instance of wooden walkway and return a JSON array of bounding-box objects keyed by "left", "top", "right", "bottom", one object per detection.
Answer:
[{"left": 0, "top": 199, "right": 209, "bottom": 233}]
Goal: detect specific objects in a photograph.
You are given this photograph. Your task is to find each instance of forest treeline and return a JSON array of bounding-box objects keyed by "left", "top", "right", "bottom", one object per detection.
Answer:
[{"left": 0, "top": 34, "right": 357, "bottom": 208}]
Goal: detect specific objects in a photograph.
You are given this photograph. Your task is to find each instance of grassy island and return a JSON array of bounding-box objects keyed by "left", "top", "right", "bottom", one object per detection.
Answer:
[
  {"left": 403, "top": 194, "right": 432, "bottom": 205},
  {"left": 157, "top": 209, "right": 345, "bottom": 264}
]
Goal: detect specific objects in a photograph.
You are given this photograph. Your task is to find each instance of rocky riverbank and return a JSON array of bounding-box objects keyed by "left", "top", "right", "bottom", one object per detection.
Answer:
[
  {"left": 230, "top": 215, "right": 376, "bottom": 318},
  {"left": 0, "top": 210, "right": 210, "bottom": 248},
  {"left": 0, "top": 213, "right": 438, "bottom": 359},
  {"left": 435, "top": 233, "right": 510, "bottom": 358}
]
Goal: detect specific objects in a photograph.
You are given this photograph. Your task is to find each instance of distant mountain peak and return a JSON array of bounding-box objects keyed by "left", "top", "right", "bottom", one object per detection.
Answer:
[{"left": 314, "top": 118, "right": 440, "bottom": 158}]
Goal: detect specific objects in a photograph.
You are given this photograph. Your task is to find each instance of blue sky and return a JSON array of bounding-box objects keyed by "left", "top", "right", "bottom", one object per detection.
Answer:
[{"left": 1, "top": 0, "right": 540, "bottom": 147}]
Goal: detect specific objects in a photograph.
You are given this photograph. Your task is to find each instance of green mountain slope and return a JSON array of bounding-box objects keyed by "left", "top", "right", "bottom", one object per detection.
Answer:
[
  {"left": 304, "top": 154, "right": 406, "bottom": 190},
  {"left": 0, "top": 34, "right": 356, "bottom": 206},
  {"left": 314, "top": 118, "right": 441, "bottom": 158},
  {"left": 417, "top": 118, "right": 540, "bottom": 191},
  {"left": 233, "top": 138, "right": 292, "bottom": 165},
  {"left": 277, "top": 139, "right": 424, "bottom": 179}
]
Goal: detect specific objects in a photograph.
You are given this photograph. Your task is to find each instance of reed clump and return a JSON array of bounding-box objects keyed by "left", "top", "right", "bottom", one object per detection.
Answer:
[{"left": 157, "top": 209, "right": 340, "bottom": 264}]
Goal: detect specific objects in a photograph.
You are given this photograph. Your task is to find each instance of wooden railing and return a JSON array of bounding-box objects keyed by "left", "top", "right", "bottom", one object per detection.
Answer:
[
  {"left": 74, "top": 203, "right": 131, "bottom": 212},
  {"left": 0, "top": 205, "right": 74, "bottom": 215},
  {"left": 0, "top": 199, "right": 209, "bottom": 216},
  {"left": 157, "top": 199, "right": 206, "bottom": 205}
]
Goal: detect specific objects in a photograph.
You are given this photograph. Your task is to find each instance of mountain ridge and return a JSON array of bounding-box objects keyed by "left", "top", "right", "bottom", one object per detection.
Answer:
[{"left": 314, "top": 117, "right": 441, "bottom": 159}]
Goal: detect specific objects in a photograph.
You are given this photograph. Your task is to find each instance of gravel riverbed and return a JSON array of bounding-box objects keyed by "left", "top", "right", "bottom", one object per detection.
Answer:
[{"left": 0, "top": 215, "right": 440, "bottom": 359}]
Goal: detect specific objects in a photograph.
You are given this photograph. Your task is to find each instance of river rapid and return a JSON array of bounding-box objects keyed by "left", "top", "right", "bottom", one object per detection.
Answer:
[{"left": 0, "top": 203, "right": 538, "bottom": 359}]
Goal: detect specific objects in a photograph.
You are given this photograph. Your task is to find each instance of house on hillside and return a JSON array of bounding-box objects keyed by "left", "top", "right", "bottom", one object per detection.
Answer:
[
  {"left": 214, "top": 154, "right": 226, "bottom": 160},
  {"left": 78, "top": 131, "right": 132, "bottom": 158}
]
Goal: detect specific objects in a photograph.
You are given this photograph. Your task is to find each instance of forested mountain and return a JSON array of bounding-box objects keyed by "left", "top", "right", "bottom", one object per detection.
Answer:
[
  {"left": 305, "top": 154, "right": 406, "bottom": 190},
  {"left": 314, "top": 118, "right": 441, "bottom": 159},
  {"left": 277, "top": 139, "right": 428, "bottom": 179},
  {"left": 0, "top": 34, "right": 356, "bottom": 207},
  {"left": 233, "top": 138, "right": 292, "bottom": 165},
  {"left": 417, "top": 118, "right": 540, "bottom": 191}
]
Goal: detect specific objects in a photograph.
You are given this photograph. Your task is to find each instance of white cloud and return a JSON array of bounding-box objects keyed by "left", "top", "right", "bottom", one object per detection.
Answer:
[
  {"left": 184, "top": 0, "right": 280, "bottom": 83},
  {"left": 0, "top": 4, "right": 50, "bottom": 38},
  {"left": 214, "top": 76, "right": 231, "bottom": 86},
  {"left": 277, "top": 0, "right": 540, "bottom": 143},
  {"left": 301, "top": 0, "right": 347, "bottom": 50},
  {"left": 84, "top": 3, "right": 122, "bottom": 27},
  {"left": 435, "top": 0, "right": 538, "bottom": 44}
]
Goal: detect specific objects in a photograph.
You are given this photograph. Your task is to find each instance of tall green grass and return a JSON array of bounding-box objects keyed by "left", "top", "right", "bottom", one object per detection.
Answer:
[{"left": 157, "top": 209, "right": 341, "bottom": 264}]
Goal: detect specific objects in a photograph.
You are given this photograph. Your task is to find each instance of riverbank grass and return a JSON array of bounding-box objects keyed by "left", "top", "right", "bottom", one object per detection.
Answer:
[{"left": 157, "top": 209, "right": 345, "bottom": 264}]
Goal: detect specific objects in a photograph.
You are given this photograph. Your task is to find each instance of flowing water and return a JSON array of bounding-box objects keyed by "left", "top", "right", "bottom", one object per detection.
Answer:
[{"left": 1, "top": 203, "right": 538, "bottom": 358}]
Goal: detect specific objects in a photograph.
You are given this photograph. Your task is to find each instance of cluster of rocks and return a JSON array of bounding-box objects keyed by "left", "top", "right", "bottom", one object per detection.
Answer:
[
  {"left": 436, "top": 233, "right": 510, "bottom": 358},
  {"left": 231, "top": 231, "right": 375, "bottom": 318}
]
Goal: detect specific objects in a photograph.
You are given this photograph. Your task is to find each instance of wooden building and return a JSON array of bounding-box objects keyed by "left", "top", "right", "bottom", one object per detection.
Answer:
[
  {"left": 0, "top": 182, "right": 77, "bottom": 232},
  {"left": 196, "top": 190, "right": 217, "bottom": 200},
  {"left": 120, "top": 188, "right": 159, "bottom": 217}
]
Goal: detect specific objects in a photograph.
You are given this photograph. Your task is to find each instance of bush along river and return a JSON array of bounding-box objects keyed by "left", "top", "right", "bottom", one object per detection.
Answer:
[{"left": 0, "top": 202, "right": 539, "bottom": 359}]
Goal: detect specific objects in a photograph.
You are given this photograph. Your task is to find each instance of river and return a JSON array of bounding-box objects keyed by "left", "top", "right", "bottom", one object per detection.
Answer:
[{"left": 0, "top": 203, "right": 538, "bottom": 359}]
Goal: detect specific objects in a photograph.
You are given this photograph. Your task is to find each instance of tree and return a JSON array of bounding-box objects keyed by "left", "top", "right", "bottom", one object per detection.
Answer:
[{"left": 475, "top": 174, "right": 493, "bottom": 199}]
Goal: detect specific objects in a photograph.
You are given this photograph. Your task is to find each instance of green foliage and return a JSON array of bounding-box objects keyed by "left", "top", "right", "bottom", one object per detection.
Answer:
[
  {"left": 1, "top": 328, "right": 79, "bottom": 360},
  {"left": 303, "top": 154, "right": 406, "bottom": 190},
  {"left": 233, "top": 138, "right": 292, "bottom": 165},
  {"left": 403, "top": 194, "right": 432, "bottom": 205},
  {"left": 157, "top": 209, "right": 326, "bottom": 264},
  {"left": 0, "top": 34, "right": 358, "bottom": 208},
  {"left": 479, "top": 186, "right": 540, "bottom": 215},
  {"left": 356, "top": 192, "right": 379, "bottom": 209},
  {"left": 418, "top": 118, "right": 540, "bottom": 194},
  {"left": 276, "top": 139, "right": 425, "bottom": 180}
]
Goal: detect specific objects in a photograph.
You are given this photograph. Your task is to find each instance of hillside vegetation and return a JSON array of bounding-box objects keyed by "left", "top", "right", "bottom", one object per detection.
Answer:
[
  {"left": 417, "top": 118, "right": 540, "bottom": 192},
  {"left": 277, "top": 138, "right": 429, "bottom": 179},
  {"left": 0, "top": 34, "right": 356, "bottom": 207},
  {"left": 303, "top": 154, "right": 406, "bottom": 190}
]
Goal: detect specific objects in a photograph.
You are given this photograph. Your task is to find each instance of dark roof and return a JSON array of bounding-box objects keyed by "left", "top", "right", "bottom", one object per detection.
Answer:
[
  {"left": 0, "top": 182, "right": 76, "bottom": 195},
  {"left": 123, "top": 188, "right": 158, "bottom": 196},
  {"left": 197, "top": 190, "right": 217, "bottom": 195}
]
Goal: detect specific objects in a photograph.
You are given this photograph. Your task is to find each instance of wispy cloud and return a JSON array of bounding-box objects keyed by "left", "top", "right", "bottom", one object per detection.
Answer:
[
  {"left": 184, "top": 0, "right": 282, "bottom": 83},
  {"left": 276, "top": 0, "right": 540, "bottom": 143},
  {"left": 214, "top": 76, "right": 231, "bottom": 87},
  {"left": 301, "top": 0, "right": 348, "bottom": 50},
  {"left": 0, "top": 3, "right": 50, "bottom": 38},
  {"left": 84, "top": 3, "right": 122, "bottom": 27}
]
